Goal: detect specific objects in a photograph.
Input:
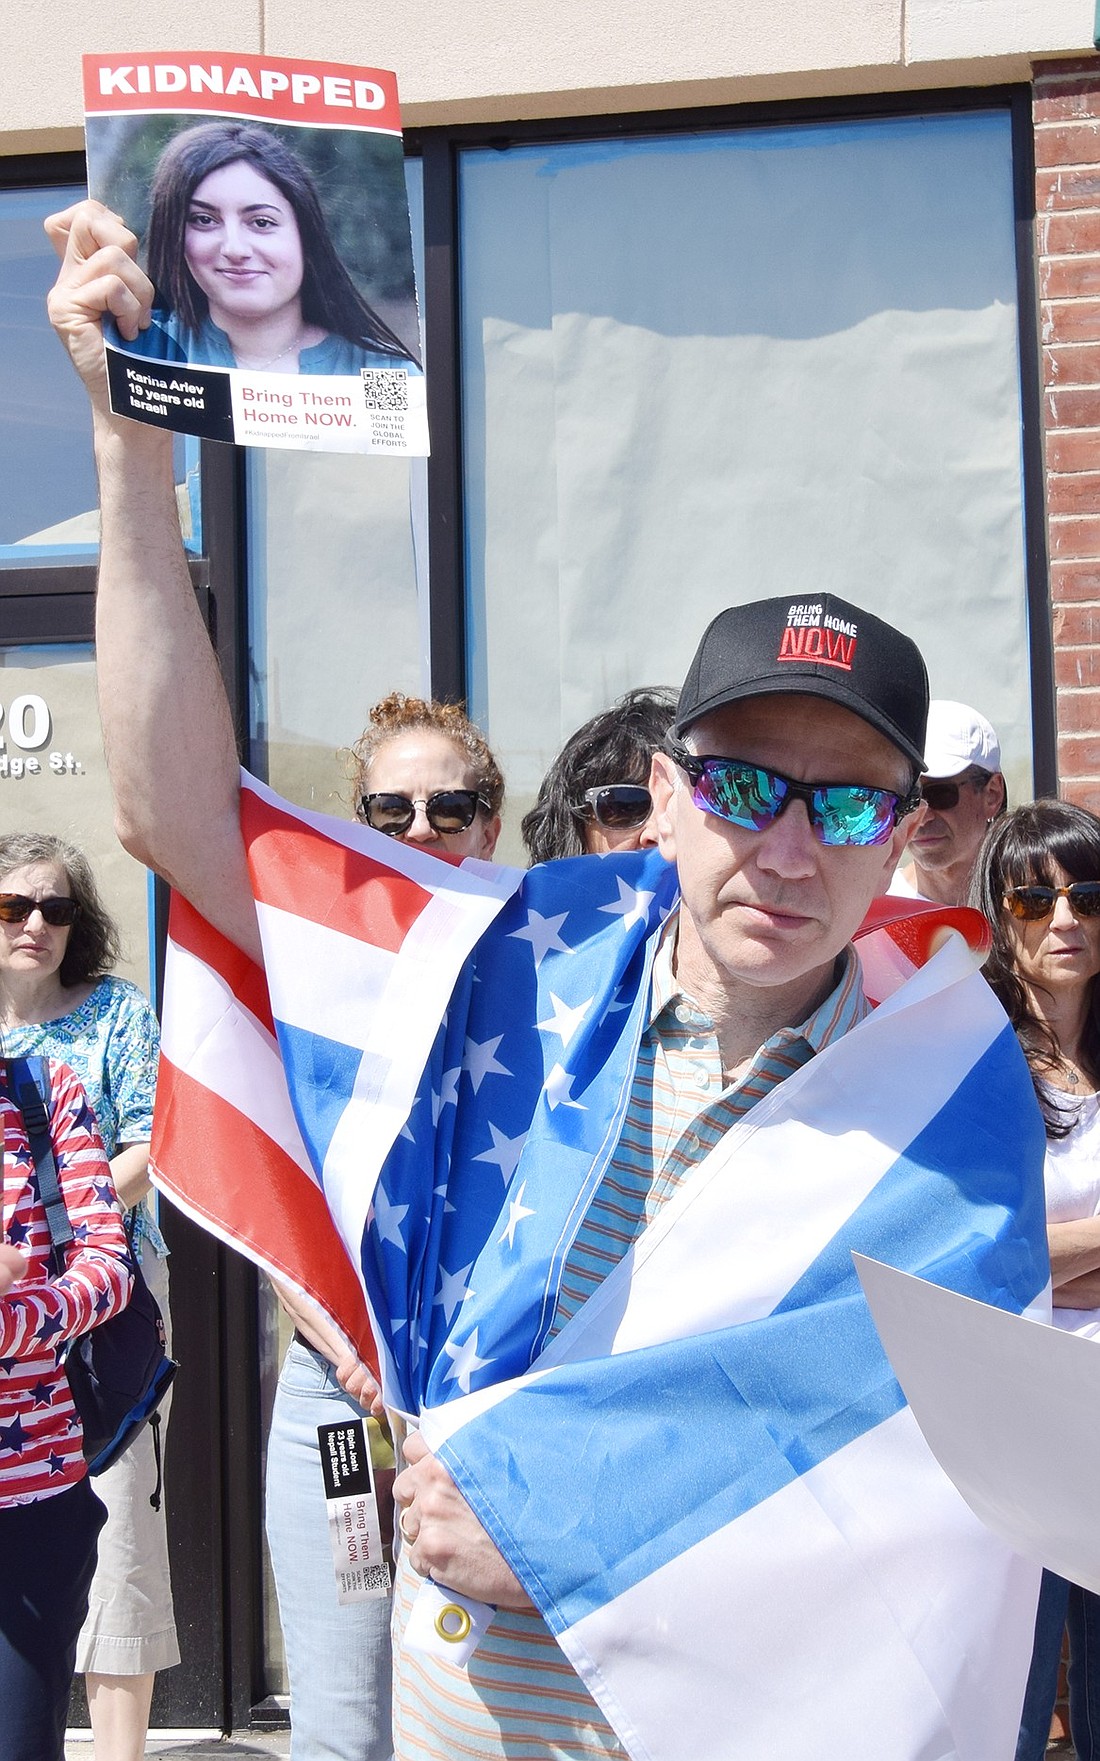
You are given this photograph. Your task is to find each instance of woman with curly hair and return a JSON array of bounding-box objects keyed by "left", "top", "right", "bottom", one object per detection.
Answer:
[
  {"left": 113, "top": 120, "right": 420, "bottom": 377},
  {"left": 972, "top": 801, "right": 1100, "bottom": 1761},
  {"left": 348, "top": 690, "right": 504, "bottom": 847},
  {"left": 266, "top": 692, "right": 502, "bottom": 1761},
  {"left": 0, "top": 831, "right": 173, "bottom": 1761}
]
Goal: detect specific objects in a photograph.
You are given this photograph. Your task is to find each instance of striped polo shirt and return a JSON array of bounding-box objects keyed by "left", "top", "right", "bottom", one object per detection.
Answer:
[{"left": 392, "top": 932, "right": 871, "bottom": 1761}]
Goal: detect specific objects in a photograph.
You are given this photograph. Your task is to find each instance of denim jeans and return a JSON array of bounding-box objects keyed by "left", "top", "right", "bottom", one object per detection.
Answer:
[
  {"left": 266, "top": 1337, "right": 393, "bottom": 1761},
  {"left": 1016, "top": 1569, "right": 1100, "bottom": 1761},
  {"left": 0, "top": 1476, "right": 106, "bottom": 1761}
]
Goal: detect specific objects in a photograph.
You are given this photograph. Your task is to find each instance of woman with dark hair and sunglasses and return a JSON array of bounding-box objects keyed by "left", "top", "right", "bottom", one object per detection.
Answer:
[
  {"left": 521, "top": 687, "right": 676, "bottom": 863},
  {"left": 266, "top": 690, "right": 502, "bottom": 1761},
  {"left": 0, "top": 831, "right": 174, "bottom": 1761},
  {"left": 110, "top": 120, "right": 420, "bottom": 377},
  {"left": 972, "top": 801, "right": 1100, "bottom": 1761}
]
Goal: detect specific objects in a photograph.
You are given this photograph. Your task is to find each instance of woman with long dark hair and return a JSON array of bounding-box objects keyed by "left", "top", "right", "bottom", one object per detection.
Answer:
[
  {"left": 113, "top": 121, "right": 420, "bottom": 376},
  {"left": 521, "top": 687, "right": 675, "bottom": 862},
  {"left": 973, "top": 800, "right": 1100, "bottom": 1761}
]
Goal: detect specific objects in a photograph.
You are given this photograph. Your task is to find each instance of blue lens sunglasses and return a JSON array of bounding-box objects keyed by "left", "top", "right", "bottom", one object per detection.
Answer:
[{"left": 666, "top": 740, "right": 921, "bottom": 848}]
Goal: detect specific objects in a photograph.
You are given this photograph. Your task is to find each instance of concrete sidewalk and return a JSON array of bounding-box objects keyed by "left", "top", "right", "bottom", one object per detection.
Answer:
[
  {"left": 64, "top": 1733, "right": 1074, "bottom": 1759},
  {"left": 63, "top": 1738, "right": 1076, "bottom": 1760},
  {"left": 65, "top": 1736, "right": 290, "bottom": 1759}
]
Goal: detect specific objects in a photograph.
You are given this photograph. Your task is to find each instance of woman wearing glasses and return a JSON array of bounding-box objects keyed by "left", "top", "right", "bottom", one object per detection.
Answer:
[
  {"left": 351, "top": 690, "right": 503, "bottom": 857},
  {"left": 522, "top": 687, "right": 675, "bottom": 862},
  {"left": 0, "top": 831, "right": 175, "bottom": 1761},
  {"left": 972, "top": 802, "right": 1100, "bottom": 1761},
  {"left": 266, "top": 690, "right": 502, "bottom": 1761}
]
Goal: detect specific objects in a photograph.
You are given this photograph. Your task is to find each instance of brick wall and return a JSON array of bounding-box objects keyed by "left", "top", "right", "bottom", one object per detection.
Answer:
[{"left": 1036, "top": 55, "right": 1100, "bottom": 812}]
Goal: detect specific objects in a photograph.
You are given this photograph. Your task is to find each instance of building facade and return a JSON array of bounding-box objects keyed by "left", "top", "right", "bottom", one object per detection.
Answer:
[{"left": 1, "top": 0, "right": 1096, "bottom": 1730}]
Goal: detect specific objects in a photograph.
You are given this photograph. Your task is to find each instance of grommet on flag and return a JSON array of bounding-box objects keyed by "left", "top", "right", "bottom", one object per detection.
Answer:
[
  {"left": 435, "top": 1602, "right": 473, "bottom": 1643},
  {"left": 405, "top": 1580, "right": 494, "bottom": 1666}
]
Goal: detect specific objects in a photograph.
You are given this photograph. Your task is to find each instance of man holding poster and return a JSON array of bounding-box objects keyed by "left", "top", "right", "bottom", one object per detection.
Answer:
[{"left": 47, "top": 196, "right": 1048, "bottom": 1761}]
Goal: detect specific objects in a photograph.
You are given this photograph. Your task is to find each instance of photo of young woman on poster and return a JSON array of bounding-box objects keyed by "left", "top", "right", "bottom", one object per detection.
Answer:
[{"left": 110, "top": 121, "right": 421, "bottom": 376}]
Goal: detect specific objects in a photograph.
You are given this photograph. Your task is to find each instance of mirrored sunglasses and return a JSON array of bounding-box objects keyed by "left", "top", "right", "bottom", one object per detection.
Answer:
[
  {"left": 0, "top": 893, "right": 81, "bottom": 927},
  {"left": 358, "top": 789, "right": 490, "bottom": 837},
  {"left": 1004, "top": 883, "right": 1100, "bottom": 922},
  {"left": 669, "top": 744, "right": 918, "bottom": 848},
  {"left": 578, "top": 784, "right": 653, "bottom": 830}
]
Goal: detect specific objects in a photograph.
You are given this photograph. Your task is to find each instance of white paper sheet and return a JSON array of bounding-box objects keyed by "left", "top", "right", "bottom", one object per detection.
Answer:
[{"left": 855, "top": 1254, "right": 1100, "bottom": 1590}]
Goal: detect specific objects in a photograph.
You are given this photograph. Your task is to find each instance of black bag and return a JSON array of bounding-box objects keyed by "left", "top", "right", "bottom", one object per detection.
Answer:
[{"left": 8, "top": 1056, "right": 178, "bottom": 1499}]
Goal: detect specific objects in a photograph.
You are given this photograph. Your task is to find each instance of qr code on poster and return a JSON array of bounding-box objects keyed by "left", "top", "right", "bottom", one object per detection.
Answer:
[
  {"left": 361, "top": 369, "right": 408, "bottom": 412},
  {"left": 361, "top": 1561, "right": 392, "bottom": 1594}
]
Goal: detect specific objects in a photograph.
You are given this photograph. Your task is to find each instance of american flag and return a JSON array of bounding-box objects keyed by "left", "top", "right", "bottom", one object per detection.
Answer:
[{"left": 152, "top": 772, "right": 1050, "bottom": 1760}]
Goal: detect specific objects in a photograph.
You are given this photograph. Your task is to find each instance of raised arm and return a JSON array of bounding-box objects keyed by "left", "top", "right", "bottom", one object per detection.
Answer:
[{"left": 46, "top": 200, "right": 261, "bottom": 961}]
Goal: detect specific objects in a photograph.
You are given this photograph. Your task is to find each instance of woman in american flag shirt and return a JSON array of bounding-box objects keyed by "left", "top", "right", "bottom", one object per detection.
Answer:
[{"left": 0, "top": 1053, "right": 132, "bottom": 1761}]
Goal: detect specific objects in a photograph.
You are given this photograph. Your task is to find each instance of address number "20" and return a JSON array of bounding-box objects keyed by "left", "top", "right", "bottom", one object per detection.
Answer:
[{"left": 0, "top": 696, "right": 51, "bottom": 753}]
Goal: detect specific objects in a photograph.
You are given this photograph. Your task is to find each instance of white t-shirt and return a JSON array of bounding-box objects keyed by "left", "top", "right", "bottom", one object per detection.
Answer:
[
  {"left": 1043, "top": 1086, "right": 1100, "bottom": 1338},
  {"left": 887, "top": 867, "right": 927, "bottom": 900}
]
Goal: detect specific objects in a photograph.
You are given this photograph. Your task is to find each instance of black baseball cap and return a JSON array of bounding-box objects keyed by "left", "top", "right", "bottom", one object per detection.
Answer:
[{"left": 674, "top": 594, "right": 928, "bottom": 770}]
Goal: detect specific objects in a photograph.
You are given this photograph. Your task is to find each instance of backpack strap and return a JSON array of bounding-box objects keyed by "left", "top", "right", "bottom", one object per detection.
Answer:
[{"left": 8, "top": 1056, "right": 72, "bottom": 1276}]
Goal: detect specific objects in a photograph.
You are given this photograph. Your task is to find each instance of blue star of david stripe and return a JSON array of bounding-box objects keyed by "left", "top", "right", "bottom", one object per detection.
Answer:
[{"left": 435, "top": 1025, "right": 1048, "bottom": 1630}]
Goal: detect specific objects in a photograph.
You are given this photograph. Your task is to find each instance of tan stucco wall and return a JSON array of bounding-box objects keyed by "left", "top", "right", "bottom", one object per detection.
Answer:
[{"left": 3, "top": 0, "right": 1095, "bottom": 154}]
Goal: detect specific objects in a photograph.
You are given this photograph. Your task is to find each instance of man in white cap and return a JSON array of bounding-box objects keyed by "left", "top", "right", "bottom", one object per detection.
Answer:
[{"left": 891, "top": 699, "right": 1006, "bottom": 906}]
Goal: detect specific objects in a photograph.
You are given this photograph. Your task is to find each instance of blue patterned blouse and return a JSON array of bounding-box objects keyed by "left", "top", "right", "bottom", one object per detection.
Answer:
[{"left": 3, "top": 976, "right": 166, "bottom": 1259}]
